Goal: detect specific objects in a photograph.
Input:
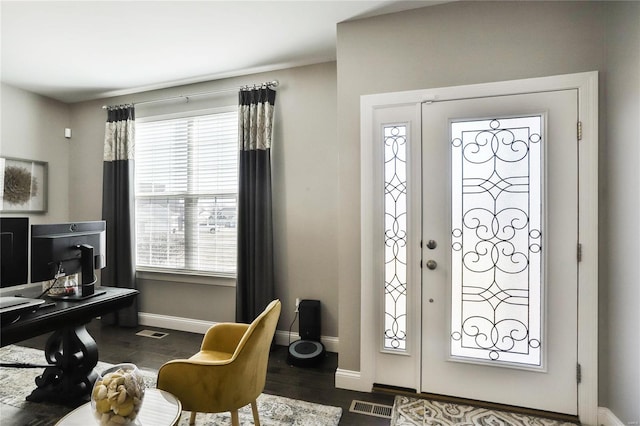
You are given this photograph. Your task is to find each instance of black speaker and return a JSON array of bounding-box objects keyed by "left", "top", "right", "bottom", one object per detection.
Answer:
[
  {"left": 299, "top": 299, "right": 321, "bottom": 341},
  {"left": 288, "top": 299, "right": 325, "bottom": 367}
]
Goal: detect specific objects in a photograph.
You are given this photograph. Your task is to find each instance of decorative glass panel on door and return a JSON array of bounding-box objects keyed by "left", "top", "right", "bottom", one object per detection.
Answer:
[
  {"left": 450, "top": 116, "right": 544, "bottom": 367},
  {"left": 383, "top": 125, "right": 408, "bottom": 351}
]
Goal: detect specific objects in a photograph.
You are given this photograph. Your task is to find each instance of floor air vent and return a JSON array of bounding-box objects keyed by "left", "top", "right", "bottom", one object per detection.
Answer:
[
  {"left": 136, "top": 329, "right": 169, "bottom": 339},
  {"left": 349, "top": 400, "right": 393, "bottom": 419}
]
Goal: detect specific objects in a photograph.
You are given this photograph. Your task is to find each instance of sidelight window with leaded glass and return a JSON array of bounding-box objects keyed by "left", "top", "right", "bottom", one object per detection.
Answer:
[{"left": 383, "top": 125, "right": 408, "bottom": 352}]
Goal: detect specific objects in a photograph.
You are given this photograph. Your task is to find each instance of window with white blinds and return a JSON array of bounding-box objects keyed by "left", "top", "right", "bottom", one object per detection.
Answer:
[{"left": 135, "top": 108, "right": 238, "bottom": 276}]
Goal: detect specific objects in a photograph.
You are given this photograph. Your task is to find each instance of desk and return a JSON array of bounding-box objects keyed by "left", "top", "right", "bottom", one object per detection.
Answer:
[
  {"left": 0, "top": 286, "right": 138, "bottom": 405},
  {"left": 55, "top": 388, "right": 182, "bottom": 426}
]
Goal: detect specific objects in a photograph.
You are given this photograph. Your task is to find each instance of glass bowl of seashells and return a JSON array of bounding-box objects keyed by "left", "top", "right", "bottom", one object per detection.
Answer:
[{"left": 91, "top": 363, "right": 146, "bottom": 425}]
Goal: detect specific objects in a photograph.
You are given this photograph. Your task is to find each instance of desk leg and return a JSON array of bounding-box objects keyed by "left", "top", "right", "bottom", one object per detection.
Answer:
[{"left": 26, "top": 323, "right": 99, "bottom": 405}]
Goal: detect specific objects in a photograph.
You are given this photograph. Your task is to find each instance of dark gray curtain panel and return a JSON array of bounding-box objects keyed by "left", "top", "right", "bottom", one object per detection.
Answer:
[
  {"left": 101, "top": 106, "right": 138, "bottom": 327},
  {"left": 236, "top": 87, "right": 276, "bottom": 323}
]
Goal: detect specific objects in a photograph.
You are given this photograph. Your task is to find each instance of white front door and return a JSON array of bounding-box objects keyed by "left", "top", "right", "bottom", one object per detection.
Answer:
[
  {"left": 420, "top": 90, "right": 578, "bottom": 414},
  {"left": 357, "top": 72, "right": 598, "bottom": 424}
]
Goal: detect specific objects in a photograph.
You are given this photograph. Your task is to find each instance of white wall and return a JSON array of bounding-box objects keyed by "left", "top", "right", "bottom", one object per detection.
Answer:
[
  {"left": 68, "top": 62, "right": 340, "bottom": 336},
  {"left": 336, "top": 1, "right": 638, "bottom": 423}
]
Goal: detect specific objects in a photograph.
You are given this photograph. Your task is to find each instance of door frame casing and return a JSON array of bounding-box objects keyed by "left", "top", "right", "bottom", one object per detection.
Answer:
[{"left": 357, "top": 72, "right": 598, "bottom": 424}]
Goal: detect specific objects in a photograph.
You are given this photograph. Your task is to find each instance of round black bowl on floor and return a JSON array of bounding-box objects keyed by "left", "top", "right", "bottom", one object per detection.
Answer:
[{"left": 287, "top": 339, "right": 325, "bottom": 367}]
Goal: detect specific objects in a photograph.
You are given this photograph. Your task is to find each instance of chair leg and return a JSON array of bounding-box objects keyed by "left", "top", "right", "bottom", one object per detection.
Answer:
[
  {"left": 189, "top": 411, "right": 197, "bottom": 425},
  {"left": 251, "top": 400, "right": 261, "bottom": 426},
  {"left": 231, "top": 409, "right": 240, "bottom": 426}
]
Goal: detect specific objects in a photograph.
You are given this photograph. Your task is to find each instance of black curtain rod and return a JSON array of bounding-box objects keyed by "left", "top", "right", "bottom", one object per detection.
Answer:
[{"left": 102, "top": 80, "right": 279, "bottom": 110}]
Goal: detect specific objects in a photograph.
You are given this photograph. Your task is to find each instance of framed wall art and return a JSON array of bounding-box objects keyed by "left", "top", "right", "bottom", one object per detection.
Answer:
[{"left": 0, "top": 157, "right": 48, "bottom": 213}]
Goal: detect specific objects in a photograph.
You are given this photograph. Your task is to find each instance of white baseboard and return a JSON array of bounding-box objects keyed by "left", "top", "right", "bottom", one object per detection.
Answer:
[
  {"left": 335, "top": 369, "right": 371, "bottom": 392},
  {"left": 138, "top": 312, "right": 339, "bottom": 353},
  {"left": 138, "top": 312, "right": 214, "bottom": 334},
  {"left": 598, "top": 407, "right": 625, "bottom": 426}
]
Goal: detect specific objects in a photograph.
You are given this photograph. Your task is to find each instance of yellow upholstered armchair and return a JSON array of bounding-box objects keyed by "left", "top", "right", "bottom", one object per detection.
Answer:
[{"left": 157, "top": 299, "right": 281, "bottom": 426}]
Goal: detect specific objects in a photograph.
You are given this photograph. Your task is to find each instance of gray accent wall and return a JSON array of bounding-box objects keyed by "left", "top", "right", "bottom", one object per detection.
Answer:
[
  {"left": 0, "top": 84, "right": 70, "bottom": 225},
  {"left": 601, "top": 2, "right": 640, "bottom": 421},
  {"left": 1, "top": 63, "right": 340, "bottom": 339},
  {"left": 336, "top": 1, "right": 638, "bottom": 423},
  {"left": 66, "top": 62, "right": 340, "bottom": 337}
]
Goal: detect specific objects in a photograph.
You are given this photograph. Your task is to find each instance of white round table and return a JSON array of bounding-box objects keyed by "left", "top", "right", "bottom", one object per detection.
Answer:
[{"left": 55, "top": 388, "right": 182, "bottom": 426}]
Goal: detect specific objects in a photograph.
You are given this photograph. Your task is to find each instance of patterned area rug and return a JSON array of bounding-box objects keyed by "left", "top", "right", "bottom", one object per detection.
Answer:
[
  {"left": 0, "top": 345, "right": 341, "bottom": 426},
  {"left": 391, "top": 395, "right": 578, "bottom": 426}
]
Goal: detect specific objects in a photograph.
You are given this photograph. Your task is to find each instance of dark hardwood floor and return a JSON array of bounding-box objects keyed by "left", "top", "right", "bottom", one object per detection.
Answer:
[{"left": 16, "top": 320, "right": 395, "bottom": 425}]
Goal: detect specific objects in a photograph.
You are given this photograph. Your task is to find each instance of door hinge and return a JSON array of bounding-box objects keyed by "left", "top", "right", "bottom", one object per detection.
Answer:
[
  {"left": 577, "top": 243, "right": 583, "bottom": 262},
  {"left": 577, "top": 121, "right": 583, "bottom": 141},
  {"left": 576, "top": 363, "right": 582, "bottom": 384}
]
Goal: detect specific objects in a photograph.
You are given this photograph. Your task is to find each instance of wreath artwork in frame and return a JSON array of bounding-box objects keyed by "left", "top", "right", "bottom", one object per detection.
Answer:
[{"left": 0, "top": 157, "right": 48, "bottom": 213}]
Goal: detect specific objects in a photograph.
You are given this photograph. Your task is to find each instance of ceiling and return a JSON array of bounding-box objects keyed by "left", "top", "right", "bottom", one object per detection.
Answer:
[{"left": 1, "top": 1, "right": 439, "bottom": 103}]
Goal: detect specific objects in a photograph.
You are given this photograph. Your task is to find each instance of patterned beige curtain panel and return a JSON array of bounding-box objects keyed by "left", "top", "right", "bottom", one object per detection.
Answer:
[
  {"left": 104, "top": 106, "right": 135, "bottom": 162},
  {"left": 238, "top": 88, "right": 276, "bottom": 151}
]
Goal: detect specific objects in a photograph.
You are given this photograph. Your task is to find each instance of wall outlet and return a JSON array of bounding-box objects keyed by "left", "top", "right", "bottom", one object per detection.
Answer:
[{"left": 295, "top": 298, "right": 301, "bottom": 312}]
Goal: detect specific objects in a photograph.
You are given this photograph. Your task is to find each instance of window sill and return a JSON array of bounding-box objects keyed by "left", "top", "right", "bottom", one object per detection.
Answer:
[{"left": 136, "top": 269, "right": 236, "bottom": 287}]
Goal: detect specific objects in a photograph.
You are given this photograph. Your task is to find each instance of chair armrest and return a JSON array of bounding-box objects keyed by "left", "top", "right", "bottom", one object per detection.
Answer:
[
  {"left": 200, "top": 322, "right": 250, "bottom": 353},
  {"left": 156, "top": 358, "right": 257, "bottom": 413}
]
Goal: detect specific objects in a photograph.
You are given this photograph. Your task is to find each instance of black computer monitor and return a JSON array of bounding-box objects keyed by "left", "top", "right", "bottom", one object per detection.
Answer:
[
  {"left": 31, "top": 221, "right": 106, "bottom": 299},
  {"left": 0, "top": 217, "right": 29, "bottom": 288}
]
